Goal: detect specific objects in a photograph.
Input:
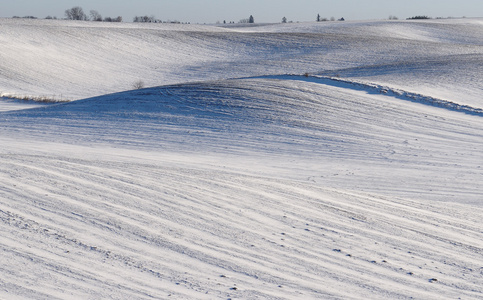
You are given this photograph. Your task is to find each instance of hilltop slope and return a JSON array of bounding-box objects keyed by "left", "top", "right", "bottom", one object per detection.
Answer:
[
  {"left": 1, "top": 75, "right": 483, "bottom": 298},
  {"left": 0, "top": 18, "right": 482, "bottom": 299},
  {"left": 1, "top": 18, "right": 481, "bottom": 104}
]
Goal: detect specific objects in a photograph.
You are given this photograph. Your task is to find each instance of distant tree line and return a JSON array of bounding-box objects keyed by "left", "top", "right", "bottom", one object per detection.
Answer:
[
  {"left": 64, "top": 6, "right": 122, "bottom": 22},
  {"left": 65, "top": 5, "right": 184, "bottom": 23},
  {"left": 133, "top": 15, "right": 157, "bottom": 23},
  {"left": 12, "top": 9, "right": 440, "bottom": 25},
  {"left": 133, "top": 15, "right": 166, "bottom": 23},
  {"left": 13, "top": 16, "right": 38, "bottom": 19},
  {"left": 407, "top": 16, "right": 431, "bottom": 20},
  {"left": 133, "top": 16, "right": 186, "bottom": 23},
  {"left": 316, "top": 14, "right": 344, "bottom": 22}
]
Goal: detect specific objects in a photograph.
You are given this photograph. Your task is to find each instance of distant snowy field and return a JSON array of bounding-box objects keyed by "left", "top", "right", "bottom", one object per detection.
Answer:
[{"left": 0, "top": 18, "right": 482, "bottom": 299}]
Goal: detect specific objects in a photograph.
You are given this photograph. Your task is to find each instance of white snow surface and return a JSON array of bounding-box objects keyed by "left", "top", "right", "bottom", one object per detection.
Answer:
[{"left": 0, "top": 18, "right": 482, "bottom": 299}]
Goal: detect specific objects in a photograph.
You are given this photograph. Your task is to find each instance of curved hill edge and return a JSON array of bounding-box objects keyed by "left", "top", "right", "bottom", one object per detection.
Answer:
[
  {"left": 254, "top": 74, "right": 483, "bottom": 116},
  {"left": 4, "top": 74, "right": 482, "bottom": 118}
]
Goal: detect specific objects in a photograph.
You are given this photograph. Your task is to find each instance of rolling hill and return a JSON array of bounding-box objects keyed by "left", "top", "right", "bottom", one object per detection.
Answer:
[{"left": 0, "top": 17, "right": 482, "bottom": 299}]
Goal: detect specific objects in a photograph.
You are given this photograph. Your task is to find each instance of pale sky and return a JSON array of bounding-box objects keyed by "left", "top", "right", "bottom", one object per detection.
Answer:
[{"left": 2, "top": 0, "right": 482, "bottom": 23}]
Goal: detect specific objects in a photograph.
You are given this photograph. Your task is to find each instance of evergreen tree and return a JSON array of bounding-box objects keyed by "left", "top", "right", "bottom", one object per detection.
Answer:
[{"left": 249, "top": 15, "right": 254, "bottom": 23}]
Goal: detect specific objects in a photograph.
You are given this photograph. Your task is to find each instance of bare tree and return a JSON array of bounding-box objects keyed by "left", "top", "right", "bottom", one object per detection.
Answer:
[
  {"left": 90, "top": 10, "right": 102, "bottom": 22},
  {"left": 132, "top": 80, "right": 145, "bottom": 90},
  {"left": 65, "top": 6, "right": 87, "bottom": 20}
]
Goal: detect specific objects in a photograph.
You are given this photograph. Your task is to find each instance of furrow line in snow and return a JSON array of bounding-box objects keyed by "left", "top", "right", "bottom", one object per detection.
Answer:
[{"left": 2, "top": 152, "right": 482, "bottom": 298}]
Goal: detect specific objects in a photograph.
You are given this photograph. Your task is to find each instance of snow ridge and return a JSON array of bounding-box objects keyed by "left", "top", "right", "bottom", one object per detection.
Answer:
[{"left": 259, "top": 74, "right": 483, "bottom": 116}]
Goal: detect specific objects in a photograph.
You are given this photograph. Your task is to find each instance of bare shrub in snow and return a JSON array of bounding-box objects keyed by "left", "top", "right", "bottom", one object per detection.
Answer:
[
  {"left": 132, "top": 80, "right": 145, "bottom": 90},
  {"left": 1, "top": 94, "right": 70, "bottom": 103}
]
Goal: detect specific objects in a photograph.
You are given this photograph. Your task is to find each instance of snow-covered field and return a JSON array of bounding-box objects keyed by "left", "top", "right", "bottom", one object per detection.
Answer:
[{"left": 0, "top": 18, "right": 482, "bottom": 299}]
